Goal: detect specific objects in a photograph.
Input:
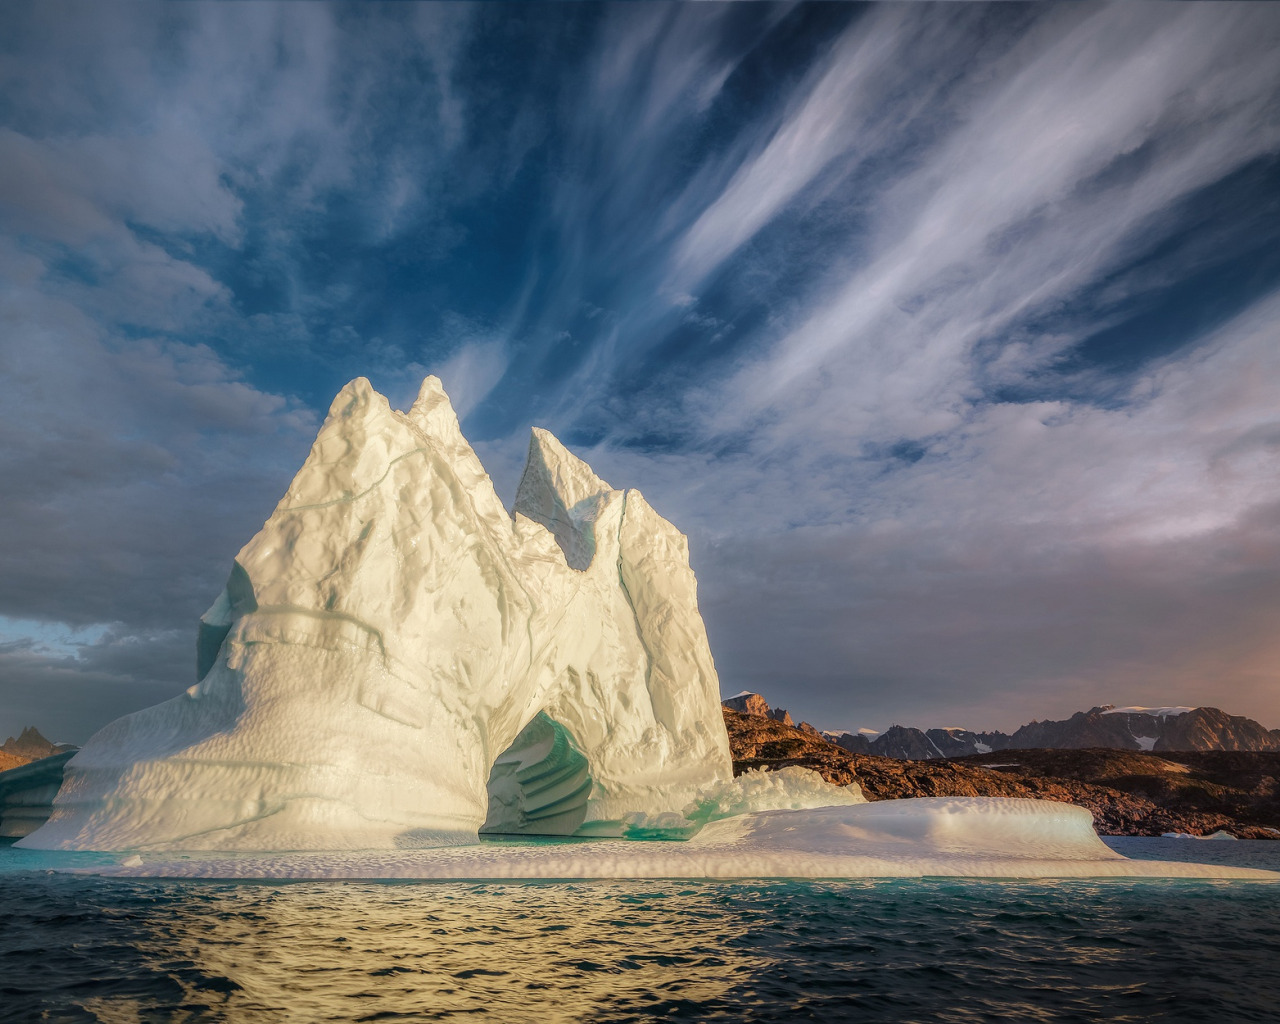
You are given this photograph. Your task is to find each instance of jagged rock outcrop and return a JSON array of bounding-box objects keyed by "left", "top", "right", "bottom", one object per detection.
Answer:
[
  {"left": 0, "top": 727, "right": 73, "bottom": 763},
  {"left": 21, "top": 377, "right": 733, "bottom": 852},
  {"left": 721, "top": 691, "right": 794, "bottom": 726}
]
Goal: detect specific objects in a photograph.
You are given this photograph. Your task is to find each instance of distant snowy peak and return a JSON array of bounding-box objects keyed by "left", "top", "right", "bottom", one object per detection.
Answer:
[{"left": 1101, "top": 706, "right": 1195, "bottom": 718}]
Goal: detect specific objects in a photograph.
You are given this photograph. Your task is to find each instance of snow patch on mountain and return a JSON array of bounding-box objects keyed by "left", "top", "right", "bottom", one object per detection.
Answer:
[{"left": 1103, "top": 706, "right": 1195, "bottom": 718}]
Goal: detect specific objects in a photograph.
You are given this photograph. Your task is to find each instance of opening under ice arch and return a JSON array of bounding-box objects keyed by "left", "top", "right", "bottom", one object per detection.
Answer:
[{"left": 481, "top": 713, "right": 594, "bottom": 836}]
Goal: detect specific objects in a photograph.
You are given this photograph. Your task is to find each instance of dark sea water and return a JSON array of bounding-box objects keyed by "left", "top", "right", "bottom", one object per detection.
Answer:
[{"left": 2, "top": 840, "right": 1279, "bottom": 1024}]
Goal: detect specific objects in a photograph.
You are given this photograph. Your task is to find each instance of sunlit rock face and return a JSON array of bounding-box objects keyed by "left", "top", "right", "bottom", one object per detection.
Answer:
[{"left": 21, "top": 377, "right": 733, "bottom": 851}]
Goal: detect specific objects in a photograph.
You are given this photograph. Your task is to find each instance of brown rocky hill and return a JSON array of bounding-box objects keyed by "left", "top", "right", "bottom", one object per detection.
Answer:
[{"left": 724, "top": 708, "right": 1280, "bottom": 838}]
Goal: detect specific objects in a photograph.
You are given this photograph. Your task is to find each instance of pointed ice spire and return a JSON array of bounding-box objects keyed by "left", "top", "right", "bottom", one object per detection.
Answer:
[
  {"left": 404, "top": 375, "right": 510, "bottom": 525},
  {"left": 274, "top": 377, "right": 401, "bottom": 510},
  {"left": 406, "top": 375, "right": 465, "bottom": 446},
  {"left": 514, "top": 428, "right": 613, "bottom": 570},
  {"left": 326, "top": 376, "right": 394, "bottom": 428}
]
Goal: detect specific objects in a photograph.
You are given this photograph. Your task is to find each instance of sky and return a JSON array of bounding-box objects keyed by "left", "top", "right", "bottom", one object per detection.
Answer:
[{"left": 2, "top": 1, "right": 1280, "bottom": 744}]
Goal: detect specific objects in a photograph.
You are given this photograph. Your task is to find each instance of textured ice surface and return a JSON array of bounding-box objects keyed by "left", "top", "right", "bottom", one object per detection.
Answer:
[
  {"left": 22, "top": 377, "right": 734, "bottom": 851},
  {"left": 82, "top": 800, "right": 1278, "bottom": 880}
]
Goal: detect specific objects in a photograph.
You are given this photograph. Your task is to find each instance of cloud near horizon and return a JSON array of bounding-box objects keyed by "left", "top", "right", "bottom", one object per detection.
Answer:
[{"left": 2, "top": 2, "right": 1279, "bottom": 742}]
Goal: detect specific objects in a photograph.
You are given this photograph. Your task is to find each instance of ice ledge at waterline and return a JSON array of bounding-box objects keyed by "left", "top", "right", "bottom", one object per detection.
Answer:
[
  {"left": 83, "top": 801, "right": 1280, "bottom": 880},
  {"left": 20, "top": 376, "right": 737, "bottom": 852}
]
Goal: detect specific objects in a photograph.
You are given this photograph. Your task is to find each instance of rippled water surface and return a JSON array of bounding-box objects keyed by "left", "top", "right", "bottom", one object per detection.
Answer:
[{"left": 3, "top": 841, "right": 1279, "bottom": 1023}]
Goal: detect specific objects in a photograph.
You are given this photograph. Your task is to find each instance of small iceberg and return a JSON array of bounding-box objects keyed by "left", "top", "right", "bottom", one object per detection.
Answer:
[{"left": 1161, "top": 830, "right": 1239, "bottom": 841}]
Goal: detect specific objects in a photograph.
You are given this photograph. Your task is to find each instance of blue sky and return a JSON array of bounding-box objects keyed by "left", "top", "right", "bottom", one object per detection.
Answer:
[{"left": 3, "top": 2, "right": 1280, "bottom": 742}]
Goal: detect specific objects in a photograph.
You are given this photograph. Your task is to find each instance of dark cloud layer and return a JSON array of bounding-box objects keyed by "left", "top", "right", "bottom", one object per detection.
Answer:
[{"left": 2, "top": 2, "right": 1279, "bottom": 741}]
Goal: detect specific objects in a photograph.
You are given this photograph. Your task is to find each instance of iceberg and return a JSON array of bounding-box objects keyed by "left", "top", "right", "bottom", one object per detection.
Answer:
[{"left": 21, "top": 377, "right": 737, "bottom": 851}]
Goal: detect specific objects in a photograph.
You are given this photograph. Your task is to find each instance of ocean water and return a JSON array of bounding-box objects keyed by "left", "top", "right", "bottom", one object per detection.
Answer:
[{"left": 2, "top": 840, "right": 1278, "bottom": 1023}]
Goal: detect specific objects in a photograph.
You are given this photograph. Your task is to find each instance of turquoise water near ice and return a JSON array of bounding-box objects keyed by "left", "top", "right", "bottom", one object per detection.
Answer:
[{"left": 2, "top": 839, "right": 1278, "bottom": 1023}]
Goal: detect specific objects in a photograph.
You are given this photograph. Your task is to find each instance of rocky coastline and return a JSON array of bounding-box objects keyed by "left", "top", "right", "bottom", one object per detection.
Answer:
[{"left": 726, "top": 708, "right": 1280, "bottom": 839}]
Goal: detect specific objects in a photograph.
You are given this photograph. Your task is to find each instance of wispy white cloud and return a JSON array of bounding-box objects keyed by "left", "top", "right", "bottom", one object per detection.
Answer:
[
  {"left": 666, "top": 5, "right": 922, "bottom": 290},
  {"left": 589, "top": 291, "right": 1279, "bottom": 729},
  {"left": 708, "top": 3, "right": 1280, "bottom": 444},
  {"left": 435, "top": 339, "right": 510, "bottom": 422},
  {"left": 528, "top": 4, "right": 1280, "bottom": 729},
  {"left": 3, "top": 1, "right": 1280, "bottom": 739}
]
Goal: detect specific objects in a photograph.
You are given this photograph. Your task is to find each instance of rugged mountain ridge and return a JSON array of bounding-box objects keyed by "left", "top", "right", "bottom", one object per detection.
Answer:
[
  {"left": 1, "top": 726, "right": 72, "bottom": 760},
  {"left": 812, "top": 703, "right": 1280, "bottom": 757}
]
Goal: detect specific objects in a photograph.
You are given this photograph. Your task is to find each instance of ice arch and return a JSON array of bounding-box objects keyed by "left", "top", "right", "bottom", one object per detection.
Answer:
[
  {"left": 482, "top": 713, "right": 593, "bottom": 837},
  {"left": 21, "top": 376, "right": 733, "bottom": 852}
]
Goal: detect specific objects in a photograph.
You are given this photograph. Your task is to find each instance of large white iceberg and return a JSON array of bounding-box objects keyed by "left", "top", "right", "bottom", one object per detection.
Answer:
[{"left": 22, "top": 377, "right": 738, "bottom": 851}]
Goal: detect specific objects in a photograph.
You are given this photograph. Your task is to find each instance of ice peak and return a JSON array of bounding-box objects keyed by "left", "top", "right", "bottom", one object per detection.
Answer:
[
  {"left": 410, "top": 374, "right": 446, "bottom": 410},
  {"left": 330, "top": 376, "right": 389, "bottom": 420},
  {"left": 521, "top": 428, "right": 612, "bottom": 508},
  {"left": 406, "top": 374, "right": 464, "bottom": 445},
  {"left": 513, "top": 428, "right": 613, "bottom": 570}
]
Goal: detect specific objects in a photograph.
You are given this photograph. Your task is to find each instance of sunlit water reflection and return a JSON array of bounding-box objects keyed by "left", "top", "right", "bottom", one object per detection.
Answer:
[{"left": 3, "top": 841, "right": 1280, "bottom": 1022}]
